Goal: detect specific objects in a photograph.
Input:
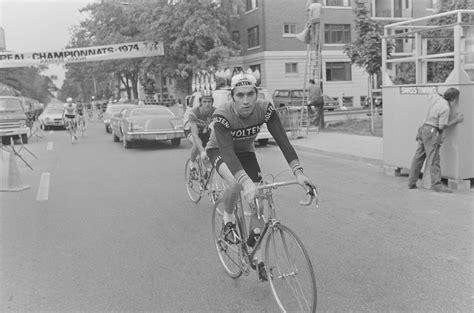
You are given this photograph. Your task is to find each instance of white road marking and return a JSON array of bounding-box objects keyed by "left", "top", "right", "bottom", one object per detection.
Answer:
[
  {"left": 47, "top": 142, "right": 53, "bottom": 151},
  {"left": 36, "top": 172, "right": 50, "bottom": 201}
]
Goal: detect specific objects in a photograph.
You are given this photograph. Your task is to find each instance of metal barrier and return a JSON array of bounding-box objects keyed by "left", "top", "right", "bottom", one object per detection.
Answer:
[{"left": 276, "top": 106, "right": 309, "bottom": 139}]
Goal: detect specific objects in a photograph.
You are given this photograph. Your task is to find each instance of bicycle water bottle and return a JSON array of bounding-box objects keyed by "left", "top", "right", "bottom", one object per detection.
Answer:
[{"left": 247, "top": 227, "right": 261, "bottom": 248}]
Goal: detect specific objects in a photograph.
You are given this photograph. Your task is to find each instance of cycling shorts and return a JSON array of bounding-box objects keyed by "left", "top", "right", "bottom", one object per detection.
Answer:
[
  {"left": 65, "top": 114, "right": 75, "bottom": 119},
  {"left": 207, "top": 148, "right": 262, "bottom": 183},
  {"left": 185, "top": 130, "right": 210, "bottom": 147}
]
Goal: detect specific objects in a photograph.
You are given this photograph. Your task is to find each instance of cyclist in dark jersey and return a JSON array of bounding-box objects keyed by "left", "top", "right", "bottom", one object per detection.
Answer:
[
  {"left": 206, "top": 73, "right": 313, "bottom": 280},
  {"left": 185, "top": 90, "right": 215, "bottom": 171}
]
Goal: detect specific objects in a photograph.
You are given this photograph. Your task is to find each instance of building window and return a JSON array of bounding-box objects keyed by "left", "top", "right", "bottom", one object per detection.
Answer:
[
  {"left": 246, "top": 0, "right": 258, "bottom": 11},
  {"left": 326, "top": 62, "right": 352, "bottom": 81},
  {"left": 283, "top": 23, "right": 297, "bottom": 35},
  {"left": 324, "top": 24, "right": 351, "bottom": 44},
  {"left": 285, "top": 63, "right": 298, "bottom": 74},
  {"left": 248, "top": 26, "right": 259, "bottom": 48},
  {"left": 250, "top": 64, "right": 261, "bottom": 85},
  {"left": 232, "top": 31, "right": 240, "bottom": 44},
  {"left": 323, "top": 0, "right": 350, "bottom": 6}
]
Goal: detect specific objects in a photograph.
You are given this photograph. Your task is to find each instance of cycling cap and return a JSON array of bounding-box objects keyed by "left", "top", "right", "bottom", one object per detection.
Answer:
[
  {"left": 66, "top": 97, "right": 73, "bottom": 102},
  {"left": 231, "top": 73, "right": 257, "bottom": 89}
]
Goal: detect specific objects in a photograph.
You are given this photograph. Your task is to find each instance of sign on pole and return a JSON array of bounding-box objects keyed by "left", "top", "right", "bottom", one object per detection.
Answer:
[{"left": 0, "top": 41, "right": 164, "bottom": 68}]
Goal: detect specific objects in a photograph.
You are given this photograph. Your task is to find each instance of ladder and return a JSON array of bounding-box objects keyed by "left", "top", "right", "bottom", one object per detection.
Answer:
[{"left": 301, "top": 22, "right": 322, "bottom": 134}]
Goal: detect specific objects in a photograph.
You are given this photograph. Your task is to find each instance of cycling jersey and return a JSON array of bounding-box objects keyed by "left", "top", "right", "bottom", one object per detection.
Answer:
[
  {"left": 63, "top": 103, "right": 77, "bottom": 117},
  {"left": 184, "top": 106, "right": 215, "bottom": 134},
  {"left": 206, "top": 99, "right": 298, "bottom": 176},
  {"left": 76, "top": 103, "right": 85, "bottom": 115}
]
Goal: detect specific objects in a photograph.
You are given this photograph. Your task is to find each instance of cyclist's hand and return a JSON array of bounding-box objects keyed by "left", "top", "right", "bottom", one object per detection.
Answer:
[
  {"left": 295, "top": 170, "right": 313, "bottom": 189},
  {"left": 242, "top": 178, "right": 257, "bottom": 207}
]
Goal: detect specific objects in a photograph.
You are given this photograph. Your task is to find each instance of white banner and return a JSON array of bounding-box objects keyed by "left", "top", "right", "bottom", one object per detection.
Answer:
[{"left": 0, "top": 41, "right": 164, "bottom": 68}]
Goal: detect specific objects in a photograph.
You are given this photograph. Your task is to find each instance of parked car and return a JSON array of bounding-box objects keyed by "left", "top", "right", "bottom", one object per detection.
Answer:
[
  {"left": 272, "top": 89, "right": 339, "bottom": 111},
  {"left": 186, "top": 87, "right": 274, "bottom": 146},
  {"left": 110, "top": 105, "right": 184, "bottom": 149},
  {"left": 0, "top": 96, "right": 30, "bottom": 144},
  {"left": 103, "top": 103, "right": 137, "bottom": 133},
  {"left": 38, "top": 104, "right": 66, "bottom": 130}
]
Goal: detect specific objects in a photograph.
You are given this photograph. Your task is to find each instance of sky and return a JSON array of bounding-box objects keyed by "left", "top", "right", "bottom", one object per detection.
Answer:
[{"left": 0, "top": 0, "right": 99, "bottom": 87}]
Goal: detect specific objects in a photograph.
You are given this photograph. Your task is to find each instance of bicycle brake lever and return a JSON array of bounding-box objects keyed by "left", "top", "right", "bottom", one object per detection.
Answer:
[{"left": 299, "top": 184, "right": 319, "bottom": 208}]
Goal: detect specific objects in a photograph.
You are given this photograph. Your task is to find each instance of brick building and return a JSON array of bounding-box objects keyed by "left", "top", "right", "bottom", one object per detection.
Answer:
[{"left": 225, "top": 0, "right": 438, "bottom": 107}]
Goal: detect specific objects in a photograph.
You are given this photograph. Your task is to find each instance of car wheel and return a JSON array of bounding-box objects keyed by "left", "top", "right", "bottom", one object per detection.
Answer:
[
  {"left": 258, "top": 139, "right": 269, "bottom": 147},
  {"left": 171, "top": 138, "right": 181, "bottom": 147},
  {"left": 21, "top": 134, "right": 28, "bottom": 144},
  {"left": 112, "top": 131, "right": 119, "bottom": 142},
  {"left": 123, "top": 137, "right": 132, "bottom": 149}
]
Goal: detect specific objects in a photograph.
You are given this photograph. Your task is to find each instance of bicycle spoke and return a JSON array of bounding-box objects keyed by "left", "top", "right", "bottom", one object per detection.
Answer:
[
  {"left": 266, "top": 225, "right": 316, "bottom": 313},
  {"left": 184, "top": 159, "right": 203, "bottom": 203},
  {"left": 212, "top": 200, "right": 243, "bottom": 278}
]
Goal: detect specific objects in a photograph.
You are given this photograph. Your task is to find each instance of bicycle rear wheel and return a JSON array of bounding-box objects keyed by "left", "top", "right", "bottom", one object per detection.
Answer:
[
  {"left": 184, "top": 158, "right": 203, "bottom": 203},
  {"left": 208, "top": 168, "right": 226, "bottom": 204},
  {"left": 212, "top": 199, "right": 243, "bottom": 278},
  {"left": 265, "top": 224, "right": 317, "bottom": 313}
]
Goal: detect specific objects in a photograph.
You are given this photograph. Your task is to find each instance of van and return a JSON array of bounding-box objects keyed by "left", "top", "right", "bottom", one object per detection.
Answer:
[
  {"left": 0, "top": 96, "right": 30, "bottom": 144},
  {"left": 272, "top": 89, "right": 339, "bottom": 111}
]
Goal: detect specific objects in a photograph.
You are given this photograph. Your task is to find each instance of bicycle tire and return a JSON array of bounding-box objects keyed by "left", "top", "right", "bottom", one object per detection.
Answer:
[
  {"left": 265, "top": 224, "right": 317, "bottom": 313},
  {"left": 208, "top": 168, "right": 226, "bottom": 204},
  {"left": 184, "top": 158, "right": 203, "bottom": 203},
  {"left": 212, "top": 199, "right": 244, "bottom": 278}
]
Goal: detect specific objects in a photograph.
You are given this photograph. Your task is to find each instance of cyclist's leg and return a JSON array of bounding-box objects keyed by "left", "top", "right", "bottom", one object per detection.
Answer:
[{"left": 207, "top": 148, "right": 241, "bottom": 220}]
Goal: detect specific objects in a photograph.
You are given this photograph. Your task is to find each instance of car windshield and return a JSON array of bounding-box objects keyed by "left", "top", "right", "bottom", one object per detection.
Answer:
[
  {"left": 130, "top": 107, "right": 172, "bottom": 117},
  {"left": 0, "top": 98, "right": 23, "bottom": 112}
]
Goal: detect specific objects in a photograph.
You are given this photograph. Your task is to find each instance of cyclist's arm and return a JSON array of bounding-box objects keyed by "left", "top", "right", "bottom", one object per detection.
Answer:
[
  {"left": 190, "top": 123, "right": 205, "bottom": 153},
  {"left": 213, "top": 117, "right": 247, "bottom": 183},
  {"left": 265, "top": 104, "right": 303, "bottom": 173}
]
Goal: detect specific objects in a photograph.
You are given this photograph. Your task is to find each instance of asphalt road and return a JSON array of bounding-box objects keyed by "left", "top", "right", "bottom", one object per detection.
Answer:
[{"left": 1, "top": 119, "right": 473, "bottom": 312}]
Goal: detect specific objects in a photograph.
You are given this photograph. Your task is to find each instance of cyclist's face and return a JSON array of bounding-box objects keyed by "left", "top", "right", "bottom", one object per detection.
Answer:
[
  {"left": 232, "top": 86, "right": 257, "bottom": 117},
  {"left": 200, "top": 98, "right": 213, "bottom": 113}
]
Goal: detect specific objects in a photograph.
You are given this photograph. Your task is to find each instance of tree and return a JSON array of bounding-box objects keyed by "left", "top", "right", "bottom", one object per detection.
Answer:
[
  {"left": 142, "top": 0, "right": 239, "bottom": 93},
  {"left": 344, "top": 2, "right": 393, "bottom": 133},
  {"left": 0, "top": 67, "right": 54, "bottom": 103}
]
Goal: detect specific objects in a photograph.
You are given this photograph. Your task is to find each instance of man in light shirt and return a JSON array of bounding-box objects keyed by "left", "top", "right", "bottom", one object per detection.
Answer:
[{"left": 407, "top": 88, "right": 464, "bottom": 192}]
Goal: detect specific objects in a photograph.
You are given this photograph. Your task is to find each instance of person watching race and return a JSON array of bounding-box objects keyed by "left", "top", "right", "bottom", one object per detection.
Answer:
[
  {"left": 184, "top": 90, "right": 215, "bottom": 173},
  {"left": 63, "top": 97, "right": 77, "bottom": 140},
  {"left": 205, "top": 73, "right": 314, "bottom": 281}
]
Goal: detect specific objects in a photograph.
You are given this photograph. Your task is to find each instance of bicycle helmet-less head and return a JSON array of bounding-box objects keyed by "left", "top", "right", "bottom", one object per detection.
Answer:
[
  {"left": 66, "top": 97, "right": 73, "bottom": 103},
  {"left": 200, "top": 90, "right": 213, "bottom": 102}
]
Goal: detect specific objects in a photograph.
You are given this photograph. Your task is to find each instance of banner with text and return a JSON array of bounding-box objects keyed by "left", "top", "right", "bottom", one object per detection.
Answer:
[{"left": 0, "top": 41, "right": 164, "bottom": 68}]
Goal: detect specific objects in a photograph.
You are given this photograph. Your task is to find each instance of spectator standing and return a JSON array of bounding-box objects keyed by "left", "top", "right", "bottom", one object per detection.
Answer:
[
  {"left": 407, "top": 88, "right": 464, "bottom": 192},
  {"left": 307, "top": 79, "right": 323, "bottom": 126}
]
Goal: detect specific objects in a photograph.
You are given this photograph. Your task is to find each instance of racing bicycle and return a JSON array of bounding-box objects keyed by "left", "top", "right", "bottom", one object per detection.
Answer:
[
  {"left": 185, "top": 155, "right": 226, "bottom": 204},
  {"left": 77, "top": 114, "right": 86, "bottom": 137},
  {"left": 212, "top": 176, "right": 319, "bottom": 313},
  {"left": 65, "top": 117, "right": 77, "bottom": 144}
]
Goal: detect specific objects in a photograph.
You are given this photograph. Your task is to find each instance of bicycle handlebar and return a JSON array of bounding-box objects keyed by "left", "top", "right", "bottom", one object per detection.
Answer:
[{"left": 256, "top": 180, "right": 319, "bottom": 208}]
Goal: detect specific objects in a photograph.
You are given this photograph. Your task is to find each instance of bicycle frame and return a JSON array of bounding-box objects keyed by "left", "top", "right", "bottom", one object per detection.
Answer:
[{"left": 234, "top": 180, "right": 317, "bottom": 273}]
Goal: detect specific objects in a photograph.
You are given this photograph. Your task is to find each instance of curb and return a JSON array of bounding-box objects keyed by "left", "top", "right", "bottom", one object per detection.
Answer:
[{"left": 268, "top": 141, "right": 383, "bottom": 167}]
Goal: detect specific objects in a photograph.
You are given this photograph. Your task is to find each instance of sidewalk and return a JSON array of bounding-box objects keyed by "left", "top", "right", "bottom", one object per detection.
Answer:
[{"left": 273, "top": 129, "right": 384, "bottom": 165}]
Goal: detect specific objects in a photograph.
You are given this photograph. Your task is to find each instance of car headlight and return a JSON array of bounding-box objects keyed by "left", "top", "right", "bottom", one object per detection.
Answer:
[
  {"left": 45, "top": 117, "right": 50, "bottom": 121},
  {"left": 19, "top": 120, "right": 27, "bottom": 127}
]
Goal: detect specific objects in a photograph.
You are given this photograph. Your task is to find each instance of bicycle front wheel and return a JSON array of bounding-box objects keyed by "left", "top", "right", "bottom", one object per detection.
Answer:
[
  {"left": 265, "top": 224, "right": 317, "bottom": 313},
  {"left": 212, "top": 199, "right": 243, "bottom": 278},
  {"left": 184, "top": 158, "right": 203, "bottom": 203}
]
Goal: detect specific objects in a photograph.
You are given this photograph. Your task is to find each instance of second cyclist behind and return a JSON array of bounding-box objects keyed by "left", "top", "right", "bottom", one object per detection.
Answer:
[
  {"left": 184, "top": 90, "right": 215, "bottom": 174},
  {"left": 205, "top": 73, "right": 313, "bottom": 281}
]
